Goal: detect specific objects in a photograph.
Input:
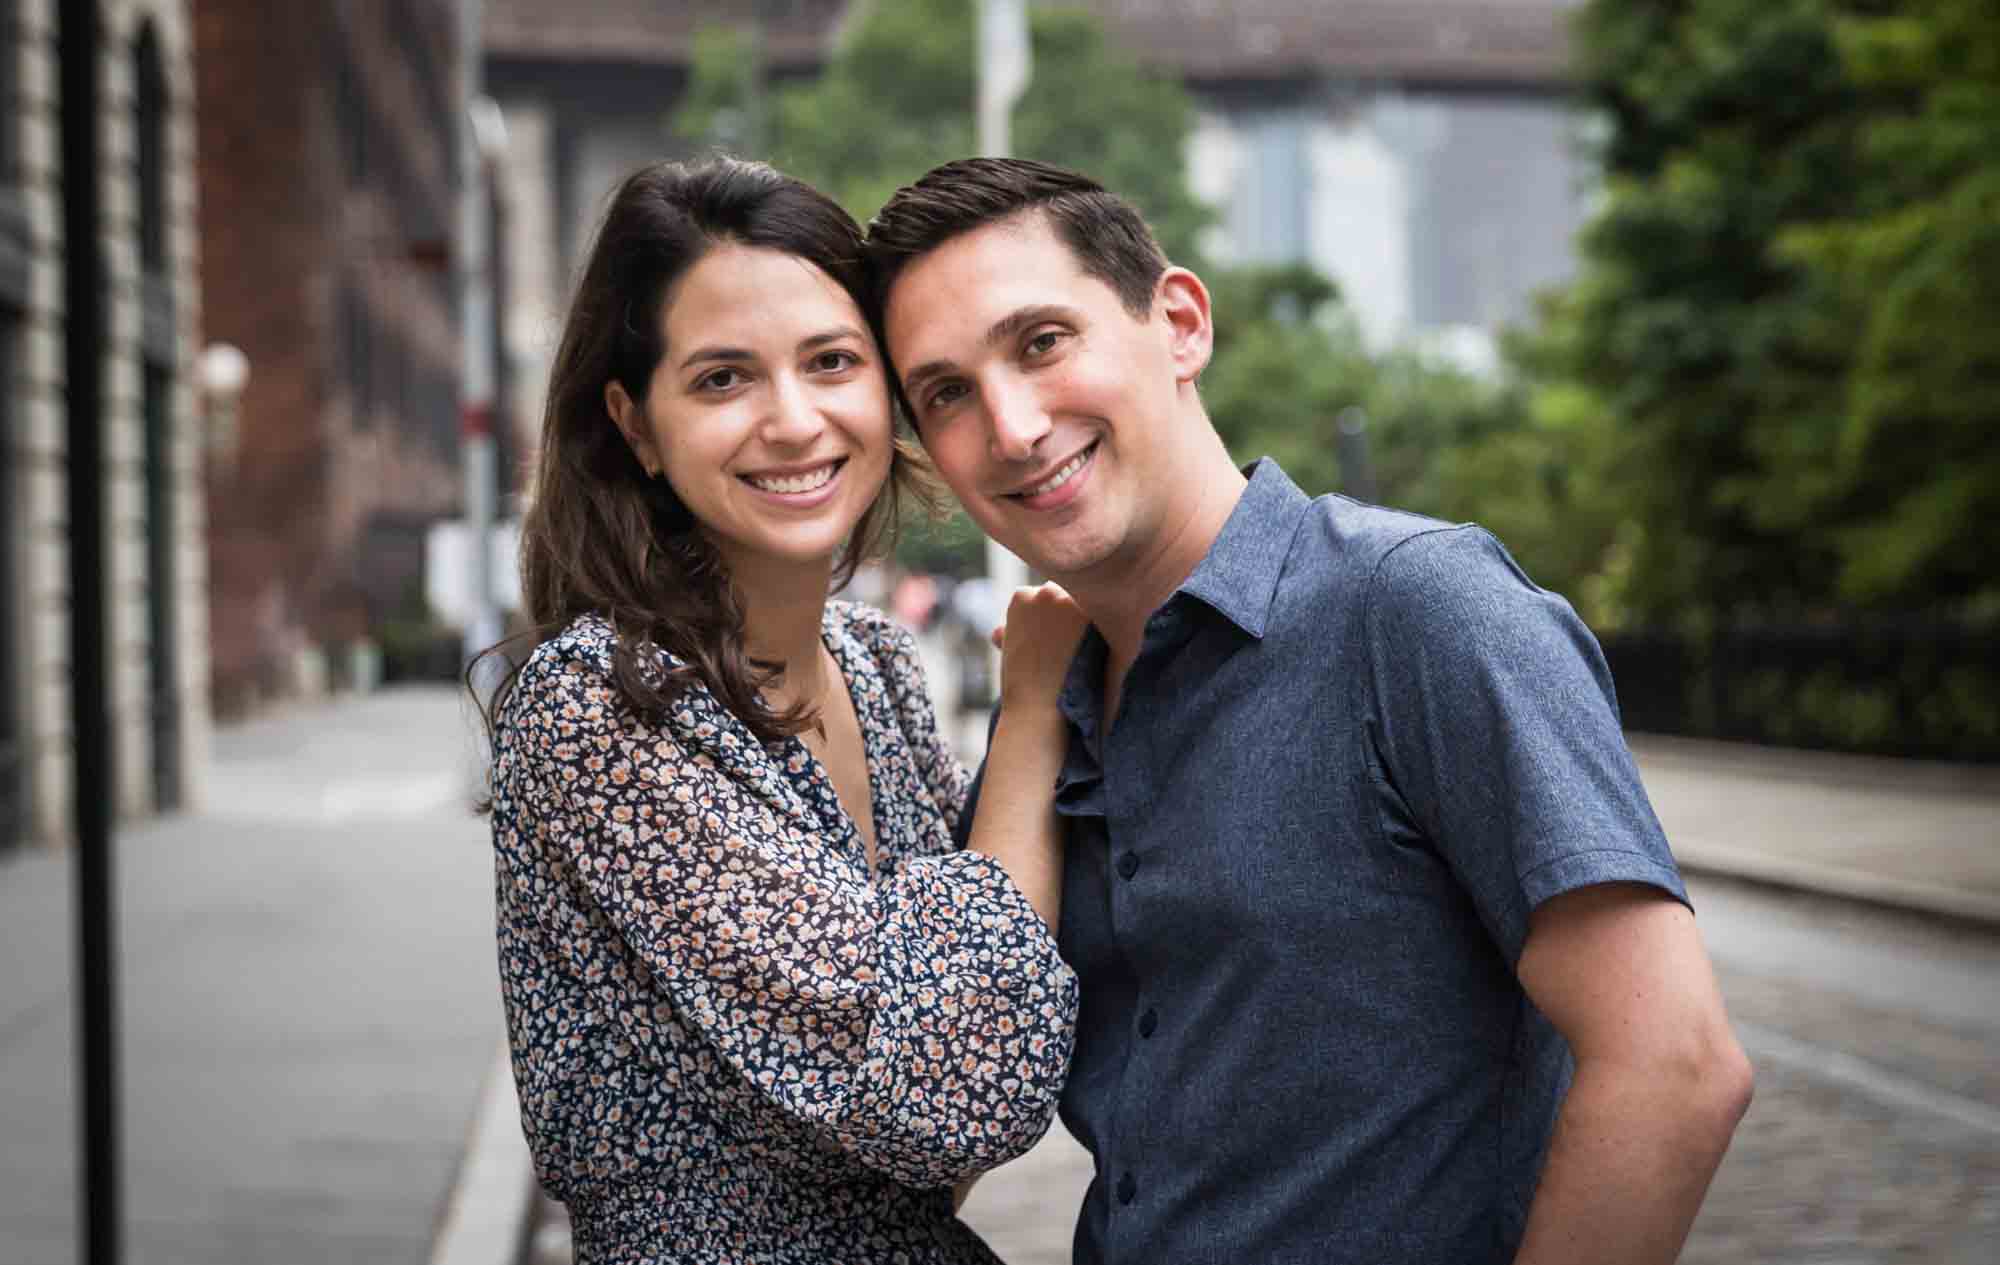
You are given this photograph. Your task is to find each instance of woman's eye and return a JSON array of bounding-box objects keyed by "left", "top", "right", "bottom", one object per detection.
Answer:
[
  {"left": 810, "top": 350, "right": 859, "bottom": 374},
  {"left": 696, "top": 367, "right": 745, "bottom": 392}
]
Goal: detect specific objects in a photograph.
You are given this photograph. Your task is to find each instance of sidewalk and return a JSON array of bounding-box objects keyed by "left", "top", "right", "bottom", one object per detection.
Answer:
[
  {"left": 0, "top": 687, "right": 509, "bottom": 1265},
  {"left": 1630, "top": 734, "right": 2000, "bottom": 927}
]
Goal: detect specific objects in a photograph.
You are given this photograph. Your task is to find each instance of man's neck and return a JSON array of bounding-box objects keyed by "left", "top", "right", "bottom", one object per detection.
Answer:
[{"left": 1069, "top": 441, "right": 1248, "bottom": 717}]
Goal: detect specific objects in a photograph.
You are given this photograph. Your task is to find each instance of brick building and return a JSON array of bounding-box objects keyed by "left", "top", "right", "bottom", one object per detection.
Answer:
[
  {"left": 2, "top": 0, "right": 207, "bottom": 852},
  {"left": 195, "top": 0, "right": 464, "bottom": 715}
]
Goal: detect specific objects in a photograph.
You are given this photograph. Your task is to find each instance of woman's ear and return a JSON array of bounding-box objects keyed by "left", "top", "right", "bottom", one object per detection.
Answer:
[
  {"left": 1156, "top": 267, "right": 1214, "bottom": 383},
  {"left": 605, "top": 380, "right": 657, "bottom": 477}
]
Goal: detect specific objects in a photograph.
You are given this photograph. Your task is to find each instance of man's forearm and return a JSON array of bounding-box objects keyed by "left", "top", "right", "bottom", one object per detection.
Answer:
[{"left": 1512, "top": 1054, "right": 1752, "bottom": 1265}]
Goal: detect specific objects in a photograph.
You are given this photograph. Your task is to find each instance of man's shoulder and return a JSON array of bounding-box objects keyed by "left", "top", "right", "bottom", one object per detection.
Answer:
[{"left": 1286, "top": 495, "right": 1504, "bottom": 602}]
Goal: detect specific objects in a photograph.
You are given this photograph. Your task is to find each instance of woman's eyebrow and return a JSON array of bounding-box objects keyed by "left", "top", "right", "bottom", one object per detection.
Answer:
[
  {"left": 678, "top": 345, "right": 756, "bottom": 370},
  {"left": 798, "top": 325, "right": 868, "bottom": 353}
]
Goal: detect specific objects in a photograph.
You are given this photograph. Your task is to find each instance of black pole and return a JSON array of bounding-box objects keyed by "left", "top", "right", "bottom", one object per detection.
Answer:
[{"left": 60, "top": 2, "right": 121, "bottom": 1263}]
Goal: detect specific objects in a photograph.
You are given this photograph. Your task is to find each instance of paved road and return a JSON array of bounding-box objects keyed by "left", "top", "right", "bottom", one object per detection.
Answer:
[{"left": 958, "top": 872, "right": 2000, "bottom": 1262}]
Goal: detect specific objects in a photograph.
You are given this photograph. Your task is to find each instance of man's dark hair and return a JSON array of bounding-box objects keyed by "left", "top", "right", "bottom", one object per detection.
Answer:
[{"left": 865, "top": 158, "right": 1170, "bottom": 322}]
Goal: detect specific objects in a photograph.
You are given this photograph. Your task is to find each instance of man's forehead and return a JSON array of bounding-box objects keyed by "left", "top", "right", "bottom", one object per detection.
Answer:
[
  {"left": 884, "top": 212, "right": 1103, "bottom": 344},
  {"left": 893, "top": 212, "right": 1082, "bottom": 297}
]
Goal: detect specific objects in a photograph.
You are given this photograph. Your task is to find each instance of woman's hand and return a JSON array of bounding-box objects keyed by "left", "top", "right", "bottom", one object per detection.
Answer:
[{"left": 994, "top": 583, "right": 1089, "bottom": 711}]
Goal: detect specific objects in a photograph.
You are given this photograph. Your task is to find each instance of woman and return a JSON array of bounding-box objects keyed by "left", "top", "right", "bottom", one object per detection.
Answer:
[{"left": 482, "top": 156, "right": 1083, "bottom": 1263}]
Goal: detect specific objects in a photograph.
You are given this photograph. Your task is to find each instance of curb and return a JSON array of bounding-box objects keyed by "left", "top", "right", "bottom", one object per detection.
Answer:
[
  {"left": 430, "top": 1039, "right": 539, "bottom": 1265},
  {"left": 1673, "top": 840, "right": 2000, "bottom": 930}
]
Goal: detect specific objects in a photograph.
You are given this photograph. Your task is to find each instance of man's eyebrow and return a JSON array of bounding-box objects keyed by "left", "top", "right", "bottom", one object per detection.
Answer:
[
  {"left": 986, "top": 303, "right": 1077, "bottom": 347},
  {"left": 900, "top": 304, "right": 1081, "bottom": 398}
]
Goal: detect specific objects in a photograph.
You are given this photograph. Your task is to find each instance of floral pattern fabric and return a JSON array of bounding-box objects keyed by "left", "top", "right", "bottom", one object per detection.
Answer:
[{"left": 490, "top": 603, "right": 1078, "bottom": 1263}]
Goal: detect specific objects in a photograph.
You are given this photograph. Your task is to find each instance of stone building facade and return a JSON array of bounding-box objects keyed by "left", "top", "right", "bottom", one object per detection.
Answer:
[
  {"left": 2, "top": 0, "right": 207, "bottom": 852},
  {"left": 195, "top": 0, "right": 463, "bottom": 714}
]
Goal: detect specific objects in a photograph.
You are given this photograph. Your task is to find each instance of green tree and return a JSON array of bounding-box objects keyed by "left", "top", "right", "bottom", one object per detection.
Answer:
[
  {"left": 679, "top": 0, "right": 1209, "bottom": 261},
  {"left": 1522, "top": 0, "right": 1874, "bottom": 625},
  {"left": 1773, "top": 0, "right": 2000, "bottom": 606},
  {"left": 1531, "top": 0, "right": 2000, "bottom": 622}
]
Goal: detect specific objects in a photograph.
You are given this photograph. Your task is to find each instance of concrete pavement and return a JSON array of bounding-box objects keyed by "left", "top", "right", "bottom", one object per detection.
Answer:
[
  {"left": 1631, "top": 734, "right": 2000, "bottom": 926},
  {"left": 0, "top": 687, "right": 510, "bottom": 1265}
]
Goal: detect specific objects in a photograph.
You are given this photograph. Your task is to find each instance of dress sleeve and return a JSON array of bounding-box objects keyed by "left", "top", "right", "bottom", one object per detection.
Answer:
[
  {"left": 865, "top": 610, "right": 974, "bottom": 835},
  {"left": 1361, "top": 526, "right": 1688, "bottom": 965},
  {"left": 494, "top": 641, "right": 1077, "bottom": 1188}
]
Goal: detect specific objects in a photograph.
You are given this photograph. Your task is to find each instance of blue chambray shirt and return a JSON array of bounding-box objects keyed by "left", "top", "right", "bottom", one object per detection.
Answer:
[{"left": 958, "top": 459, "right": 1687, "bottom": 1264}]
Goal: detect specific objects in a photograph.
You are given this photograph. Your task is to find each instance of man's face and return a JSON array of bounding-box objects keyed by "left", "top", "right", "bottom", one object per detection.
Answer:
[{"left": 882, "top": 214, "right": 1200, "bottom": 585}]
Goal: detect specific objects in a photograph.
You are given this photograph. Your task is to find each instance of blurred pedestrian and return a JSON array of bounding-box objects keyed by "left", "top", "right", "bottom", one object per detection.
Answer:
[
  {"left": 477, "top": 157, "right": 1085, "bottom": 1263},
  {"left": 867, "top": 158, "right": 1754, "bottom": 1265}
]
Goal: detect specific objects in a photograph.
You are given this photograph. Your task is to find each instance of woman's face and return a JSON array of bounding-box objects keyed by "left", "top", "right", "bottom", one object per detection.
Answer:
[{"left": 608, "top": 243, "right": 895, "bottom": 580}]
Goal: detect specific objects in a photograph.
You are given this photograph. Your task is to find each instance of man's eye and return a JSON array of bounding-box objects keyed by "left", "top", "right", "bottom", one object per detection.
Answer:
[
  {"left": 925, "top": 382, "right": 969, "bottom": 414},
  {"left": 1026, "top": 330, "right": 1065, "bottom": 357}
]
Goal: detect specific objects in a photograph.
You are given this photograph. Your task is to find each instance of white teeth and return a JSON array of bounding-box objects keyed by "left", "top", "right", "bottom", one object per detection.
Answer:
[
  {"left": 1021, "top": 446, "right": 1092, "bottom": 498},
  {"left": 746, "top": 462, "right": 839, "bottom": 495}
]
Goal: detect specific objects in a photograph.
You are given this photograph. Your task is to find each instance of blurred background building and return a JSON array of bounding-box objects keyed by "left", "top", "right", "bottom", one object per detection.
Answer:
[
  {"left": 2, "top": 0, "right": 207, "bottom": 853},
  {"left": 195, "top": 0, "right": 468, "bottom": 718},
  {"left": 486, "top": 0, "right": 1585, "bottom": 376}
]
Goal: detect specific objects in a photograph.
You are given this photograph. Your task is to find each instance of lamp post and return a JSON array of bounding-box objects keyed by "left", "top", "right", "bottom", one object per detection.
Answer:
[
  {"left": 458, "top": 0, "right": 506, "bottom": 685},
  {"left": 977, "top": 0, "right": 1032, "bottom": 606},
  {"left": 197, "top": 342, "right": 249, "bottom": 474}
]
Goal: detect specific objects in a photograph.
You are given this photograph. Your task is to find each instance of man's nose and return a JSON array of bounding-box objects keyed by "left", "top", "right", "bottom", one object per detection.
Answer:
[{"left": 984, "top": 378, "right": 1051, "bottom": 464}]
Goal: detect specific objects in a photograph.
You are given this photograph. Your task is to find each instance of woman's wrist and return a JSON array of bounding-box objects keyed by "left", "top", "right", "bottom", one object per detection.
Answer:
[{"left": 990, "top": 700, "right": 1067, "bottom": 755}]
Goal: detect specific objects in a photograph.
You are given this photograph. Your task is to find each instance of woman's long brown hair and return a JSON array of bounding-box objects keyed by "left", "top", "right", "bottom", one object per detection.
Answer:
[{"left": 472, "top": 157, "right": 933, "bottom": 747}]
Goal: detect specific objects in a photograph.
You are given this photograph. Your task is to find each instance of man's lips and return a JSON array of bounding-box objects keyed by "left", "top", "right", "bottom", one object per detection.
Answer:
[{"left": 1001, "top": 442, "right": 1097, "bottom": 500}]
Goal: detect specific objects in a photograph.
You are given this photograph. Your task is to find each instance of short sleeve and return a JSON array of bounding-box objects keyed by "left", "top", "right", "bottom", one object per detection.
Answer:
[
  {"left": 1360, "top": 526, "right": 1687, "bottom": 964},
  {"left": 492, "top": 639, "right": 1077, "bottom": 1188}
]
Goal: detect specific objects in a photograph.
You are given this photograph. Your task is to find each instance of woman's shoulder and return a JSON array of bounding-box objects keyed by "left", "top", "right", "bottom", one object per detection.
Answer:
[
  {"left": 515, "top": 611, "right": 618, "bottom": 688},
  {"left": 825, "top": 598, "right": 917, "bottom": 659}
]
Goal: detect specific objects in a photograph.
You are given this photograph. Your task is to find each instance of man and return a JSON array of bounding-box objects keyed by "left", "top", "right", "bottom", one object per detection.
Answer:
[{"left": 865, "top": 158, "right": 1752, "bottom": 1265}]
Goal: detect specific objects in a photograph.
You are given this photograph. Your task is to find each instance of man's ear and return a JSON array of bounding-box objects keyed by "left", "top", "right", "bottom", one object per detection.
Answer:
[
  {"left": 1156, "top": 267, "right": 1214, "bottom": 383},
  {"left": 604, "top": 380, "right": 657, "bottom": 477}
]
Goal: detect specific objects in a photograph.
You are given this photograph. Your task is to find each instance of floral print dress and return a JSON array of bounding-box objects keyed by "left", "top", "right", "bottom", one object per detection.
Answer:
[{"left": 490, "top": 603, "right": 1079, "bottom": 1264}]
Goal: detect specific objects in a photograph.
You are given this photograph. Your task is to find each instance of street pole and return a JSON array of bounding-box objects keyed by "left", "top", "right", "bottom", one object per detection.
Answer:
[
  {"left": 977, "top": 0, "right": 1033, "bottom": 599},
  {"left": 1335, "top": 406, "right": 1378, "bottom": 504},
  {"left": 60, "top": 2, "right": 122, "bottom": 1261},
  {"left": 458, "top": 0, "right": 501, "bottom": 684}
]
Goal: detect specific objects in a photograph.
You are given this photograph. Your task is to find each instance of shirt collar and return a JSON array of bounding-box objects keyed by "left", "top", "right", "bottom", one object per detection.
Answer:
[{"left": 1173, "top": 457, "right": 1310, "bottom": 640}]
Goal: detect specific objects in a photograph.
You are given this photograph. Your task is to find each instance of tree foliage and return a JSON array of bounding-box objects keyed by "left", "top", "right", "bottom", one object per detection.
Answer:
[
  {"left": 1529, "top": 0, "right": 2000, "bottom": 622},
  {"left": 1772, "top": 0, "right": 2000, "bottom": 605},
  {"left": 679, "top": 0, "right": 1209, "bottom": 261}
]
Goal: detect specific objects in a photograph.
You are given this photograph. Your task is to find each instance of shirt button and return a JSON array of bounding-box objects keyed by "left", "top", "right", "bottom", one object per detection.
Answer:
[
  {"left": 1117, "top": 852, "right": 1140, "bottom": 879},
  {"left": 1116, "top": 1171, "right": 1137, "bottom": 1205},
  {"left": 1138, "top": 1008, "right": 1158, "bottom": 1038}
]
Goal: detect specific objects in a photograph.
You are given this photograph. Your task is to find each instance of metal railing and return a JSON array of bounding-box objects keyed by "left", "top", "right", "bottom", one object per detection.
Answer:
[{"left": 1599, "top": 617, "right": 2000, "bottom": 762}]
